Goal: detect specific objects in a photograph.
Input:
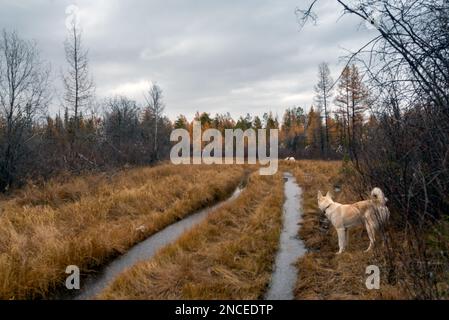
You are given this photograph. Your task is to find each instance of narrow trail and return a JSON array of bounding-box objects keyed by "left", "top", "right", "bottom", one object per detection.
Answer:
[
  {"left": 70, "top": 186, "right": 244, "bottom": 300},
  {"left": 265, "top": 172, "right": 306, "bottom": 300}
]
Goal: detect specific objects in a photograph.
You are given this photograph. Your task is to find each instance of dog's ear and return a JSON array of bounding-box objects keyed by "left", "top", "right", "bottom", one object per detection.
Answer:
[
  {"left": 317, "top": 190, "right": 323, "bottom": 198},
  {"left": 325, "top": 191, "right": 332, "bottom": 199}
]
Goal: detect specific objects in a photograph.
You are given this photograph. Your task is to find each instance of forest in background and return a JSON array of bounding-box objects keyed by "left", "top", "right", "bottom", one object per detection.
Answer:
[{"left": 0, "top": 20, "right": 373, "bottom": 192}]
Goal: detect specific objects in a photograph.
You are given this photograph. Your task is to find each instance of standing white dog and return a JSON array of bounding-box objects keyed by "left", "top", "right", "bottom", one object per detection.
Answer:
[{"left": 317, "top": 188, "right": 390, "bottom": 254}]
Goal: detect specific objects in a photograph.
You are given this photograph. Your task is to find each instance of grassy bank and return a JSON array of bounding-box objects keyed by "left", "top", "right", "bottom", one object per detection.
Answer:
[
  {"left": 281, "top": 160, "right": 405, "bottom": 299},
  {"left": 0, "top": 164, "right": 245, "bottom": 299},
  {"left": 99, "top": 172, "right": 284, "bottom": 299}
]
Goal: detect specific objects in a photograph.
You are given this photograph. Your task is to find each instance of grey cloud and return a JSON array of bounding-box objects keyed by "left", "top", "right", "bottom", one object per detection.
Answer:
[{"left": 0, "top": 0, "right": 377, "bottom": 120}]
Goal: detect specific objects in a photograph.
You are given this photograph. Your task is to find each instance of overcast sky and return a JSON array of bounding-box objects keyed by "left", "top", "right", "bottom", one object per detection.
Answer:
[{"left": 0, "top": 0, "right": 376, "bottom": 120}]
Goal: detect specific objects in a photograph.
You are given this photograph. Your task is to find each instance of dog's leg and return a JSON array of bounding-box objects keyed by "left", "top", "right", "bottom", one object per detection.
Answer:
[
  {"left": 365, "top": 222, "right": 375, "bottom": 252},
  {"left": 345, "top": 228, "right": 349, "bottom": 249},
  {"left": 381, "top": 229, "right": 387, "bottom": 248},
  {"left": 336, "top": 228, "right": 346, "bottom": 254}
]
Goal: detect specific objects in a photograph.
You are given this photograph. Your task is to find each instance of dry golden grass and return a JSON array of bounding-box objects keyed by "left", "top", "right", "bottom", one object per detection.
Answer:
[
  {"left": 99, "top": 172, "right": 284, "bottom": 300},
  {"left": 280, "top": 160, "right": 406, "bottom": 300},
  {"left": 0, "top": 164, "right": 245, "bottom": 299}
]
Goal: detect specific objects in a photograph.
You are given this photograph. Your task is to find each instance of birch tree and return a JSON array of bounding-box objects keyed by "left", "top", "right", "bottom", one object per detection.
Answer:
[{"left": 144, "top": 83, "right": 165, "bottom": 161}]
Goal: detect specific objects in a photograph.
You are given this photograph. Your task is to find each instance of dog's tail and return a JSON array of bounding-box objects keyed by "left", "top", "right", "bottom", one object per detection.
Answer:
[{"left": 371, "top": 187, "right": 387, "bottom": 206}]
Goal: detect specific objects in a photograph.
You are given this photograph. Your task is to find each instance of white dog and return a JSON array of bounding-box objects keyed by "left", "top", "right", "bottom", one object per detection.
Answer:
[{"left": 317, "top": 188, "right": 390, "bottom": 254}]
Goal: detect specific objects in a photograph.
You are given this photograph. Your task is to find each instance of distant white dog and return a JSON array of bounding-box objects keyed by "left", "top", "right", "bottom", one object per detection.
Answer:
[
  {"left": 317, "top": 188, "right": 390, "bottom": 254},
  {"left": 284, "top": 157, "right": 295, "bottom": 161}
]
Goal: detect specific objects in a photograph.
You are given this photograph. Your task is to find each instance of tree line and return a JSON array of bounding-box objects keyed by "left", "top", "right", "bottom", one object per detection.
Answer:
[{"left": 0, "top": 18, "right": 373, "bottom": 191}]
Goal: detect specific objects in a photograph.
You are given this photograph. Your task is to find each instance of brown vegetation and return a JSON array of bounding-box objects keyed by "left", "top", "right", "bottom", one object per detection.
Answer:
[
  {"left": 0, "top": 164, "right": 244, "bottom": 299},
  {"left": 99, "top": 172, "right": 284, "bottom": 300}
]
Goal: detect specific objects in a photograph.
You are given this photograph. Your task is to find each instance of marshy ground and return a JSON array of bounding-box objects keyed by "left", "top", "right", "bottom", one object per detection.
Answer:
[
  {"left": 0, "top": 164, "right": 244, "bottom": 299},
  {"left": 0, "top": 160, "right": 438, "bottom": 300}
]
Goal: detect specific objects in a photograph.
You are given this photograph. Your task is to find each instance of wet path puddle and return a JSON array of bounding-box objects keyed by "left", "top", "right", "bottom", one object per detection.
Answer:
[
  {"left": 265, "top": 172, "right": 306, "bottom": 300},
  {"left": 70, "top": 186, "right": 243, "bottom": 300}
]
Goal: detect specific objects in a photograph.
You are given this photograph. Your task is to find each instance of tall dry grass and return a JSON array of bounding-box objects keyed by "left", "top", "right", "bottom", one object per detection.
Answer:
[
  {"left": 281, "top": 160, "right": 405, "bottom": 299},
  {"left": 0, "top": 164, "right": 245, "bottom": 299},
  {"left": 99, "top": 172, "right": 284, "bottom": 300}
]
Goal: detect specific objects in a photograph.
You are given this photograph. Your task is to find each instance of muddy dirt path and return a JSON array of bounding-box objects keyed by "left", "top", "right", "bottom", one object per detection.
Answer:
[
  {"left": 69, "top": 186, "right": 244, "bottom": 300},
  {"left": 265, "top": 172, "right": 306, "bottom": 300}
]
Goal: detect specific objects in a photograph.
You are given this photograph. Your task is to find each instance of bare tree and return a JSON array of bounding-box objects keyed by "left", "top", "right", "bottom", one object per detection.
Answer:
[
  {"left": 103, "top": 96, "right": 140, "bottom": 164},
  {"left": 144, "top": 83, "right": 165, "bottom": 161},
  {"left": 62, "top": 21, "right": 94, "bottom": 130},
  {"left": 297, "top": 0, "right": 449, "bottom": 110},
  {"left": 0, "top": 30, "right": 50, "bottom": 190},
  {"left": 314, "top": 62, "right": 333, "bottom": 155}
]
